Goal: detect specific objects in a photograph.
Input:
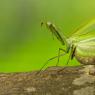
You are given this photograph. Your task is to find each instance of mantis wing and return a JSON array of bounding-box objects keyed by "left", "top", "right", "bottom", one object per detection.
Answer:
[
  {"left": 76, "top": 38, "right": 95, "bottom": 56},
  {"left": 69, "top": 19, "right": 95, "bottom": 41}
]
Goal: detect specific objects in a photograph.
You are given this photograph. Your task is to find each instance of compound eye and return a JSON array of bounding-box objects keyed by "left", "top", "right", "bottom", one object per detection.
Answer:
[{"left": 41, "top": 22, "right": 44, "bottom": 26}]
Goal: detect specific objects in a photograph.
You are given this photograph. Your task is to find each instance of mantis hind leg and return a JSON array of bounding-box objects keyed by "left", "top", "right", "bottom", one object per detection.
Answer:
[
  {"left": 36, "top": 53, "right": 66, "bottom": 75},
  {"left": 57, "top": 46, "right": 76, "bottom": 73},
  {"left": 57, "top": 52, "right": 72, "bottom": 73}
]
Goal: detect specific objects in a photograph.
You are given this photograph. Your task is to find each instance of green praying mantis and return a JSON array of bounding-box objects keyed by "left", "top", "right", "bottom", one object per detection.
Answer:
[{"left": 38, "top": 19, "right": 95, "bottom": 74}]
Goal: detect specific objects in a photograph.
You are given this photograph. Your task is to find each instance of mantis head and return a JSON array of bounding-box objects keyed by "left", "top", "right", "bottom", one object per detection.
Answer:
[
  {"left": 41, "top": 21, "right": 56, "bottom": 34},
  {"left": 41, "top": 21, "right": 70, "bottom": 51}
]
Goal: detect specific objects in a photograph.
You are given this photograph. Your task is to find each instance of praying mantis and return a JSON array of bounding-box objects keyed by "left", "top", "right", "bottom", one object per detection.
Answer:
[{"left": 38, "top": 19, "right": 95, "bottom": 74}]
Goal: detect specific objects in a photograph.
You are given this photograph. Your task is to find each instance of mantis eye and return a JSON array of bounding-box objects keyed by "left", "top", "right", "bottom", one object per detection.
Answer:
[
  {"left": 41, "top": 21, "right": 52, "bottom": 28},
  {"left": 41, "top": 22, "right": 44, "bottom": 26},
  {"left": 46, "top": 22, "right": 52, "bottom": 29}
]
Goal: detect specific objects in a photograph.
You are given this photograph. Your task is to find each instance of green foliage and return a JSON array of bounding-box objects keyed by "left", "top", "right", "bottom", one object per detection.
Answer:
[{"left": 0, "top": 0, "right": 95, "bottom": 72}]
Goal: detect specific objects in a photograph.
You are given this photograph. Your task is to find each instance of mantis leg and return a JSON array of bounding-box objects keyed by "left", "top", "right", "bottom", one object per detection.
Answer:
[
  {"left": 57, "top": 53, "right": 72, "bottom": 74},
  {"left": 56, "top": 48, "right": 66, "bottom": 66},
  {"left": 57, "top": 46, "right": 76, "bottom": 73},
  {"left": 66, "top": 45, "right": 76, "bottom": 65},
  {"left": 36, "top": 53, "right": 66, "bottom": 75}
]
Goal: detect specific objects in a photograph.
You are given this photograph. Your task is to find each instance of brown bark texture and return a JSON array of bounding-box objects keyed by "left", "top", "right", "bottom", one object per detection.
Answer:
[{"left": 0, "top": 65, "right": 95, "bottom": 95}]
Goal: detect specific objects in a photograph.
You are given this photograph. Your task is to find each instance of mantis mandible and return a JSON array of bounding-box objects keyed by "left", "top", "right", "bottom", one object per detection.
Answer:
[{"left": 38, "top": 20, "right": 95, "bottom": 74}]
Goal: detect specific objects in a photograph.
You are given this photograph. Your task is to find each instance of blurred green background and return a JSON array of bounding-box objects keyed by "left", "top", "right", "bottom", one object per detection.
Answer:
[{"left": 0, "top": 0, "right": 95, "bottom": 72}]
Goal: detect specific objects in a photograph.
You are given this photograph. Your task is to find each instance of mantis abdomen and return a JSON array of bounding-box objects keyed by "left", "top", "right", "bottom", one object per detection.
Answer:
[
  {"left": 75, "top": 53, "right": 95, "bottom": 65},
  {"left": 75, "top": 39, "right": 95, "bottom": 65}
]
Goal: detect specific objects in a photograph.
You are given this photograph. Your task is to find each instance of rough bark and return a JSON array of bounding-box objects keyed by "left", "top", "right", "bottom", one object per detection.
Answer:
[{"left": 0, "top": 65, "right": 95, "bottom": 95}]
